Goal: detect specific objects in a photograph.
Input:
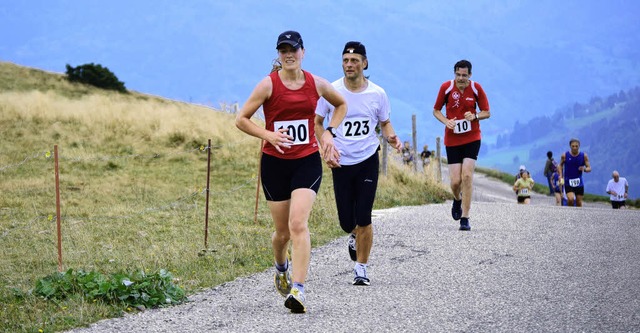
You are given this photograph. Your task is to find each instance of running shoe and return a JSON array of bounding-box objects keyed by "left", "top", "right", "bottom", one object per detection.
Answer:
[
  {"left": 459, "top": 217, "right": 471, "bottom": 231},
  {"left": 284, "top": 287, "right": 306, "bottom": 313},
  {"left": 347, "top": 233, "right": 357, "bottom": 261},
  {"left": 353, "top": 264, "right": 370, "bottom": 286},
  {"left": 451, "top": 199, "right": 462, "bottom": 221},
  {"left": 274, "top": 268, "right": 291, "bottom": 297}
]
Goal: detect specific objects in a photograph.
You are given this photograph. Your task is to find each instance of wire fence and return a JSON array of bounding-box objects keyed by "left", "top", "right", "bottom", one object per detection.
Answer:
[{"left": 0, "top": 137, "right": 262, "bottom": 238}]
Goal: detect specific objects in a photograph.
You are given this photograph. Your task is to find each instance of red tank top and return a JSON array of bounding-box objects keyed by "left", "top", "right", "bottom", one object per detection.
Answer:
[{"left": 262, "top": 70, "right": 320, "bottom": 159}]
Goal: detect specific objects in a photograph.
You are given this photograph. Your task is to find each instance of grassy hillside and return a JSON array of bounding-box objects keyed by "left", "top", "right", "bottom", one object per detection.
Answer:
[{"left": 0, "top": 61, "right": 451, "bottom": 332}]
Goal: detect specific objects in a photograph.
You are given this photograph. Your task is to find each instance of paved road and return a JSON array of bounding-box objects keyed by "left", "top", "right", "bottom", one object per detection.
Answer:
[{"left": 68, "top": 173, "right": 639, "bottom": 332}]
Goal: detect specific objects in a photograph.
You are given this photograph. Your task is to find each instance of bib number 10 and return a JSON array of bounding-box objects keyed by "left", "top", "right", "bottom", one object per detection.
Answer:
[
  {"left": 453, "top": 119, "right": 471, "bottom": 134},
  {"left": 274, "top": 119, "right": 309, "bottom": 145}
]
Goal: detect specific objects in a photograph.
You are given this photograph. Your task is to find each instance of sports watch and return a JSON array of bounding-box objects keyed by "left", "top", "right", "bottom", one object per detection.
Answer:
[{"left": 326, "top": 126, "right": 337, "bottom": 138}]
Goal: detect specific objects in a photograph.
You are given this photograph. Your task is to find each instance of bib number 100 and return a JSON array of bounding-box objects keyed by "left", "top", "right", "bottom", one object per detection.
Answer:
[{"left": 274, "top": 119, "right": 309, "bottom": 145}]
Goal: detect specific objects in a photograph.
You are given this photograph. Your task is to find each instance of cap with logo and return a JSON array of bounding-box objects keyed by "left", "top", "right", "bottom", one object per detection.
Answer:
[
  {"left": 342, "top": 41, "right": 368, "bottom": 70},
  {"left": 276, "top": 30, "right": 303, "bottom": 49}
]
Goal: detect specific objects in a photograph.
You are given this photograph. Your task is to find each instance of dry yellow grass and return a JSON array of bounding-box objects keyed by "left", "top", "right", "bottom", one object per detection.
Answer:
[{"left": 0, "top": 61, "right": 450, "bottom": 332}]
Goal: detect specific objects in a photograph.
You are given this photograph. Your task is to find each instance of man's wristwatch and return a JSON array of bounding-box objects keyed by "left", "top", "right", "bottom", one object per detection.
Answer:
[{"left": 326, "top": 126, "right": 337, "bottom": 138}]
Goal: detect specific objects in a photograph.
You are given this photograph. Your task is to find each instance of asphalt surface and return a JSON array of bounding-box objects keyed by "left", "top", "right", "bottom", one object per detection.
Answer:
[{"left": 68, "top": 173, "right": 640, "bottom": 333}]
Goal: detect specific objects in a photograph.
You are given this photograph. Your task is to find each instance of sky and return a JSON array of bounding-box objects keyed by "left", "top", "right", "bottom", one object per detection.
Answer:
[{"left": 2, "top": 0, "right": 640, "bottom": 150}]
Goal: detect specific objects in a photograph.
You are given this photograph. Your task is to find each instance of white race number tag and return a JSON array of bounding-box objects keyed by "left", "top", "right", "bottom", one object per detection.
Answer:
[
  {"left": 274, "top": 119, "right": 309, "bottom": 145},
  {"left": 342, "top": 117, "right": 370, "bottom": 140},
  {"left": 569, "top": 178, "right": 581, "bottom": 187},
  {"left": 520, "top": 188, "right": 529, "bottom": 195},
  {"left": 453, "top": 119, "right": 471, "bottom": 134}
]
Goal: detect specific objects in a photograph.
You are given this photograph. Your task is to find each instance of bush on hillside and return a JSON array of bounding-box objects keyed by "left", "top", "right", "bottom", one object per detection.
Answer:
[{"left": 65, "top": 63, "right": 127, "bottom": 93}]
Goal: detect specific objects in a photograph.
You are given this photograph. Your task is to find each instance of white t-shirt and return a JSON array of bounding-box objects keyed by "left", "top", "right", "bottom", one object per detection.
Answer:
[
  {"left": 606, "top": 177, "right": 628, "bottom": 201},
  {"left": 315, "top": 78, "right": 391, "bottom": 165}
]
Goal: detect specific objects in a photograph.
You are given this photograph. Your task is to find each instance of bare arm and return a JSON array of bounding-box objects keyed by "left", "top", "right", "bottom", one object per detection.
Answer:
[
  {"left": 314, "top": 114, "right": 339, "bottom": 168},
  {"left": 625, "top": 182, "right": 629, "bottom": 198},
  {"left": 581, "top": 153, "right": 591, "bottom": 173},
  {"left": 433, "top": 108, "right": 456, "bottom": 130},
  {"left": 380, "top": 119, "right": 402, "bottom": 152},
  {"left": 235, "top": 77, "right": 293, "bottom": 154},
  {"left": 314, "top": 75, "right": 347, "bottom": 163}
]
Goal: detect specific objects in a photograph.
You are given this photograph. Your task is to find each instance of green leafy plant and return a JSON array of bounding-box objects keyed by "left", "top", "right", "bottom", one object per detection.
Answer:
[{"left": 34, "top": 268, "right": 187, "bottom": 308}]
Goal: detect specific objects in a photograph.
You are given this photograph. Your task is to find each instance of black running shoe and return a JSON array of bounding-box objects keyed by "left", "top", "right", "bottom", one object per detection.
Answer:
[
  {"left": 451, "top": 199, "right": 462, "bottom": 221},
  {"left": 353, "top": 276, "right": 371, "bottom": 286},
  {"left": 459, "top": 217, "right": 471, "bottom": 231},
  {"left": 347, "top": 233, "right": 357, "bottom": 261}
]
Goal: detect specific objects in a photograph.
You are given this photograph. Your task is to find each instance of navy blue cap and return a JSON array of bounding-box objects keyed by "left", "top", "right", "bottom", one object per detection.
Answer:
[{"left": 276, "top": 30, "right": 303, "bottom": 49}]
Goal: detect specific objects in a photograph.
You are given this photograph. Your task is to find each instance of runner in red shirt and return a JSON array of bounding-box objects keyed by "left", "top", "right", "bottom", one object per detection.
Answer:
[
  {"left": 236, "top": 30, "right": 347, "bottom": 313},
  {"left": 433, "top": 59, "right": 490, "bottom": 231}
]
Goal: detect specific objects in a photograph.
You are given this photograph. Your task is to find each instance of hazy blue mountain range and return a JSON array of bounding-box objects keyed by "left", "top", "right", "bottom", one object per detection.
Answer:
[{"left": 2, "top": 0, "right": 639, "bottom": 197}]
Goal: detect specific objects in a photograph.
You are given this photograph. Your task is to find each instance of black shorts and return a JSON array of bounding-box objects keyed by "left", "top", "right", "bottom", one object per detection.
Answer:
[
  {"left": 260, "top": 152, "right": 322, "bottom": 201},
  {"left": 517, "top": 196, "right": 530, "bottom": 203},
  {"left": 331, "top": 151, "right": 379, "bottom": 233},
  {"left": 611, "top": 200, "right": 626, "bottom": 209},
  {"left": 445, "top": 140, "right": 481, "bottom": 164},
  {"left": 565, "top": 185, "right": 584, "bottom": 196}
]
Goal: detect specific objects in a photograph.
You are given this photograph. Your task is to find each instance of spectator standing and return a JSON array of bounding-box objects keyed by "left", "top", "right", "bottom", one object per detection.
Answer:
[
  {"left": 420, "top": 144, "right": 432, "bottom": 170},
  {"left": 401, "top": 141, "right": 414, "bottom": 166},
  {"left": 543, "top": 151, "right": 557, "bottom": 195}
]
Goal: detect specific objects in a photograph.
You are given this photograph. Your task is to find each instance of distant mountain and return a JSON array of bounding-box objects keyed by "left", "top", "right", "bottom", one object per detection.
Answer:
[
  {"left": 479, "top": 86, "right": 640, "bottom": 200},
  {"left": 2, "top": 1, "right": 639, "bottom": 151},
  {"left": 3, "top": 1, "right": 640, "bottom": 193}
]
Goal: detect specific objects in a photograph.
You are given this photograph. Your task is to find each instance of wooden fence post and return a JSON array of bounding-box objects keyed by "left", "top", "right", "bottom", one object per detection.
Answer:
[
  {"left": 412, "top": 114, "right": 418, "bottom": 173},
  {"left": 54, "top": 145, "right": 63, "bottom": 272},
  {"left": 436, "top": 137, "right": 442, "bottom": 182}
]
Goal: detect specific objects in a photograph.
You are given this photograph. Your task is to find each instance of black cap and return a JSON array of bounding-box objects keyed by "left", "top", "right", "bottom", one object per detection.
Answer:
[
  {"left": 342, "top": 41, "right": 368, "bottom": 69},
  {"left": 276, "top": 30, "right": 303, "bottom": 49}
]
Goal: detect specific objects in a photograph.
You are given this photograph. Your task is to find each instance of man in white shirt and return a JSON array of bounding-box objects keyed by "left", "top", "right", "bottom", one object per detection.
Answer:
[
  {"left": 315, "top": 41, "right": 402, "bottom": 286},
  {"left": 605, "top": 170, "right": 629, "bottom": 209}
]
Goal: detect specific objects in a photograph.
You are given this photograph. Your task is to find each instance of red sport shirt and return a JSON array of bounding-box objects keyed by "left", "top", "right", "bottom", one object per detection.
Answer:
[
  {"left": 262, "top": 70, "right": 320, "bottom": 159},
  {"left": 433, "top": 80, "right": 490, "bottom": 147}
]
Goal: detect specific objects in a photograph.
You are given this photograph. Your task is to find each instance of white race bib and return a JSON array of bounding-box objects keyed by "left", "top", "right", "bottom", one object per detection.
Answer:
[
  {"left": 341, "top": 117, "right": 370, "bottom": 139},
  {"left": 520, "top": 188, "right": 529, "bottom": 195},
  {"left": 569, "top": 178, "right": 581, "bottom": 187},
  {"left": 453, "top": 119, "right": 472, "bottom": 134},
  {"left": 274, "top": 119, "right": 309, "bottom": 145},
  {"left": 616, "top": 194, "right": 625, "bottom": 200}
]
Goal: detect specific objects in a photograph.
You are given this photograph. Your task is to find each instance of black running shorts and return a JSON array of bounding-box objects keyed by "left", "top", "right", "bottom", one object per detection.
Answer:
[
  {"left": 445, "top": 140, "right": 481, "bottom": 164},
  {"left": 565, "top": 185, "right": 584, "bottom": 196},
  {"left": 611, "top": 200, "right": 626, "bottom": 209},
  {"left": 260, "top": 152, "right": 322, "bottom": 201},
  {"left": 331, "top": 151, "right": 379, "bottom": 233}
]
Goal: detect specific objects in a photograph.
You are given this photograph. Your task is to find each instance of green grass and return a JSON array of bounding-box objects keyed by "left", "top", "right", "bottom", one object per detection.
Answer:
[{"left": 0, "top": 61, "right": 451, "bottom": 332}]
